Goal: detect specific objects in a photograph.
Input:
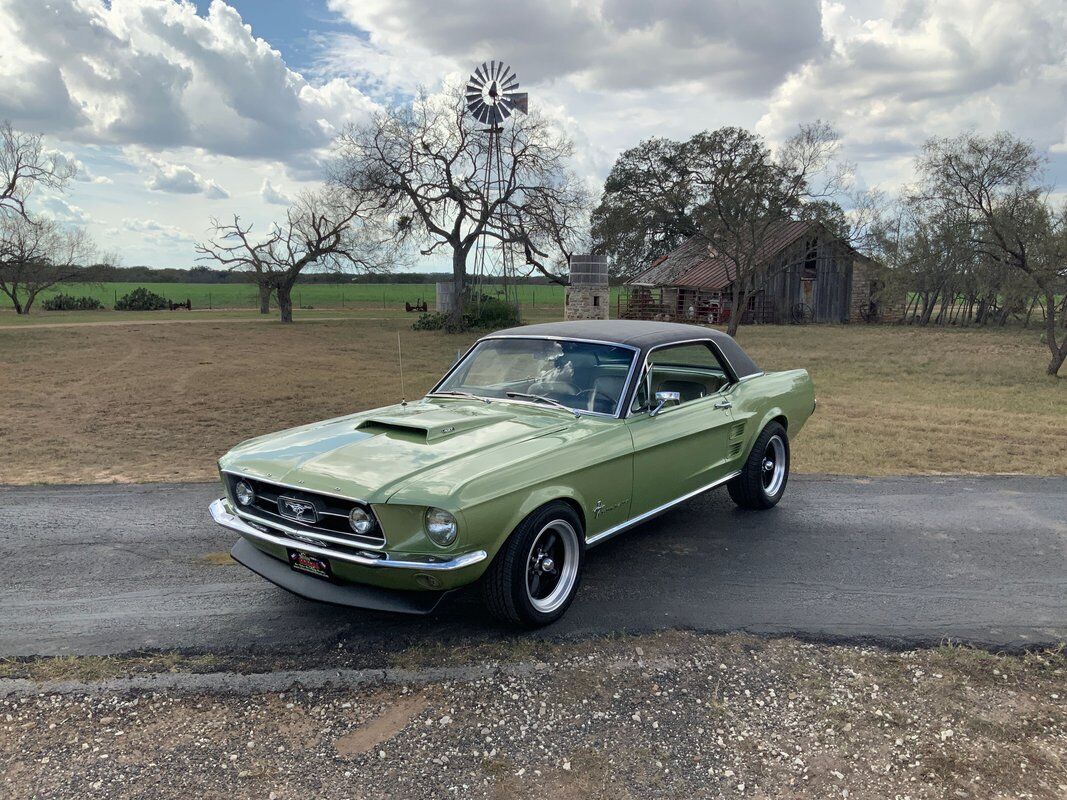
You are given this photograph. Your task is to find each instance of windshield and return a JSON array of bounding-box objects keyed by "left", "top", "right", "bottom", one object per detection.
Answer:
[{"left": 432, "top": 338, "right": 637, "bottom": 415}]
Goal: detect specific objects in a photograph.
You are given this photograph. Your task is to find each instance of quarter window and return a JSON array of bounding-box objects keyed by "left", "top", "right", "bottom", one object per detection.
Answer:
[{"left": 631, "top": 342, "right": 732, "bottom": 412}]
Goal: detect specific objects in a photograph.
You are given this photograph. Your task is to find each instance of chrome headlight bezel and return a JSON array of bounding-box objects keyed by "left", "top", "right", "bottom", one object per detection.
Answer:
[
  {"left": 424, "top": 507, "right": 458, "bottom": 547},
  {"left": 234, "top": 480, "right": 255, "bottom": 507},
  {"left": 348, "top": 506, "right": 375, "bottom": 535}
]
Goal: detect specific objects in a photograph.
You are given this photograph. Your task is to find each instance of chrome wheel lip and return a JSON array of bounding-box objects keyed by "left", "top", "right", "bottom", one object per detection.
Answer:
[
  {"left": 762, "top": 435, "right": 787, "bottom": 496},
  {"left": 526, "top": 520, "right": 579, "bottom": 615}
]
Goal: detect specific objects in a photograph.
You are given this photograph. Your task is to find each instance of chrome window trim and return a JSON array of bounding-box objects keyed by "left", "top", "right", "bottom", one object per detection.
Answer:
[
  {"left": 222, "top": 469, "right": 385, "bottom": 549},
  {"left": 585, "top": 470, "right": 742, "bottom": 548},
  {"left": 428, "top": 335, "right": 642, "bottom": 420},
  {"left": 623, "top": 337, "right": 740, "bottom": 419},
  {"left": 210, "top": 499, "right": 486, "bottom": 571}
]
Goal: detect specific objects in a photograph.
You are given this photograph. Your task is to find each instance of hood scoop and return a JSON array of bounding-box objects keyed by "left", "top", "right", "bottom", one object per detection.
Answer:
[{"left": 356, "top": 407, "right": 515, "bottom": 443}]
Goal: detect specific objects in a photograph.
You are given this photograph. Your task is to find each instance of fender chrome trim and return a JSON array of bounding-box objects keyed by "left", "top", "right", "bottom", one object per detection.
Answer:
[
  {"left": 585, "top": 470, "right": 742, "bottom": 548},
  {"left": 209, "top": 499, "right": 487, "bottom": 571}
]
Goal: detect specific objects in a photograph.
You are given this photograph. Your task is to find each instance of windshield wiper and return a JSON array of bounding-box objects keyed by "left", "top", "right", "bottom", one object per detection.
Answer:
[
  {"left": 428, "top": 390, "right": 490, "bottom": 404},
  {"left": 505, "top": 391, "right": 581, "bottom": 418}
]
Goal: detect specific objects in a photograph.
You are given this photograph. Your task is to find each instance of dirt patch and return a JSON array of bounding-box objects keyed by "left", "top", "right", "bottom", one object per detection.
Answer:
[
  {"left": 2, "top": 633, "right": 1063, "bottom": 799},
  {"left": 334, "top": 692, "right": 429, "bottom": 757},
  {"left": 197, "top": 551, "right": 236, "bottom": 566}
]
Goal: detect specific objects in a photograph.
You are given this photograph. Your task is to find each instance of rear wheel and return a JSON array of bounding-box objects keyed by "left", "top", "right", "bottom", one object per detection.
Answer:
[
  {"left": 482, "top": 501, "right": 585, "bottom": 627},
  {"left": 728, "top": 422, "right": 789, "bottom": 509}
]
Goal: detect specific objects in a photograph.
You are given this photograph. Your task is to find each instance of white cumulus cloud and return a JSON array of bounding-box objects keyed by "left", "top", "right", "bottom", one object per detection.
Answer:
[
  {"left": 260, "top": 179, "right": 293, "bottom": 206},
  {"left": 0, "top": 0, "right": 378, "bottom": 165}
]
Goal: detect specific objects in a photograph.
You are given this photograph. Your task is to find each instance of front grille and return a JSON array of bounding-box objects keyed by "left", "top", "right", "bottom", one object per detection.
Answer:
[{"left": 224, "top": 473, "right": 385, "bottom": 548}]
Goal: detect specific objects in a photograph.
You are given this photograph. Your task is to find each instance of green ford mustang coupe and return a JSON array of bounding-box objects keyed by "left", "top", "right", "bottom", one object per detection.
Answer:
[{"left": 209, "top": 320, "right": 815, "bottom": 626}]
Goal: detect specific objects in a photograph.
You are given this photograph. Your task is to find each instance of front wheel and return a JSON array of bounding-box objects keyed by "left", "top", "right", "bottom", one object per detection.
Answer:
[
  {"left": 728, "top": 422, "right": 790, "bottom": 509},
  {"left": 482, "top": 501, "right": 585, "bottom": 627}
]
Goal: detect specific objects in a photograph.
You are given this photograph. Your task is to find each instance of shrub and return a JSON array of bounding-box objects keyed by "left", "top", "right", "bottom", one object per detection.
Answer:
[
  {"left": 41, "top": 293, "right": 103, "bottom": 311},
  {"left": 412, "top": 294, "right": 521, "bottom": 332},
  {"left": 114, "top": 287, "right": 169, "bottom": 311}
]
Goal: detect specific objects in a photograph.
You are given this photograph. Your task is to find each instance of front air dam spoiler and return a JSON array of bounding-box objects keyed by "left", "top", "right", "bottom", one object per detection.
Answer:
[{"left": 230, "top": 538, "right": 452, "bottom": 615}]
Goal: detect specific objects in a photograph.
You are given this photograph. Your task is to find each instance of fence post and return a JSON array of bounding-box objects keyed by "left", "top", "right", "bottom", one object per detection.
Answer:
[{"left": 208, "top": 292, "right": 212, "bottom": 310}]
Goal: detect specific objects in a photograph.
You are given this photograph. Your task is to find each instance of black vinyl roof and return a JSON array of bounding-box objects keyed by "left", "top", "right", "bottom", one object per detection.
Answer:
[{"left": 487, "top": 320, "right": 762, "bottom": 379}]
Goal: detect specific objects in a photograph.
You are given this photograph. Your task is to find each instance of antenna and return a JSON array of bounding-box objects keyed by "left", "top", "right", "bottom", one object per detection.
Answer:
[{"left": 397, "top": 331, "right": 407, "bottom": 405}]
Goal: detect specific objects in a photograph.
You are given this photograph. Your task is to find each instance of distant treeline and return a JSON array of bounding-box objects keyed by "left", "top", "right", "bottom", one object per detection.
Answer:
[{"left": 73, "top": 265, "right": 564, "bottom": 286}]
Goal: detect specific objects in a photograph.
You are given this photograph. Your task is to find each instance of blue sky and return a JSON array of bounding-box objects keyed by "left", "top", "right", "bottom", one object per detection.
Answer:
[{"left": 1, "top": 0, "right": 1065, "bottom": 270}]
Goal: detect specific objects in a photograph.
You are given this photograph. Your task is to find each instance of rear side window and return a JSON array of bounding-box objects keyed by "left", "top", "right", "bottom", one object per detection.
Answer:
[{"left": 632, "top": 342, "right": 732, "bottom": 412}]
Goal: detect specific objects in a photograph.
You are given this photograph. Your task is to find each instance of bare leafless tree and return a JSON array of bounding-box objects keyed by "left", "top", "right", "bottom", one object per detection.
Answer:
[
  {"left": 196, "top": 189, "right": 389, "bottom": 323},
  {"left": 914, "top": 132, "right": 1067, "bottom": 375},
  {"left": 0, "top": 213, "right": 97, "bottom": 314},
  {"left": 686, "top": 122, "right": 847, "bottom": 336},
  {"left": 331, "top": 83, "right": 585, "bottom": 328},
  {"left": 1, "top": 121, "right": 77, "bottom": 220}
]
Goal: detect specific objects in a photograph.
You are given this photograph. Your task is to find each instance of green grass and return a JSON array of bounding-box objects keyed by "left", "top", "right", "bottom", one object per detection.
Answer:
[{"left": 1, "top": 281, "right": 626, "bottom": 312}]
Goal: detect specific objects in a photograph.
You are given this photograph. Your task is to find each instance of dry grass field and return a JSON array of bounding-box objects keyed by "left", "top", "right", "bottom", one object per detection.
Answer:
[{"left": 1, "top": 315, "right": 1064, "bottom": 484}]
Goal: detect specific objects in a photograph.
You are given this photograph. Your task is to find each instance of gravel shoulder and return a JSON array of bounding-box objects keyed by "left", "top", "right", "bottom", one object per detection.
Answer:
[{"left": 2, "top": 632, "right": 1065, "bottom": 800}]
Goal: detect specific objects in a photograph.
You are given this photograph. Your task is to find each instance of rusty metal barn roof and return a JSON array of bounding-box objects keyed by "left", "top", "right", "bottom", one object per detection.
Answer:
[{"left": 629, "top": 220, "right": 815, "bottom": 290}]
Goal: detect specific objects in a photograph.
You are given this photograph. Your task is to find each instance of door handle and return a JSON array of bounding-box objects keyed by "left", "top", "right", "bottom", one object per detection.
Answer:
[{"left": 714, "top": 399, "right": 732, "bottom": 409}]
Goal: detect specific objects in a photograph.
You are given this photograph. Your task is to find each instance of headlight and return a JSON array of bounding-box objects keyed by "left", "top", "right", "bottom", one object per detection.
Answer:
[
  {"left": 234, "top": 480, "right": 255, "bottom": 506},
  {"left": 348, "top": 506, "right": 375, "bottom": 535},
  {"left": 424, "top": 507, "right": 458, "bottom": 546}
]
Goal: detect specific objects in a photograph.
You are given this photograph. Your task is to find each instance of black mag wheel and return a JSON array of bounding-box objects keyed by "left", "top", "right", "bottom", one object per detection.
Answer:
[
  {"left": 525, "top": 520, "right": 580, "bottom": 615},
  {"left": 728, "top": 421, "right": 790, "bottom": 510},
  {"left": 483, "top": 501, "right": 585, "bottom": 627}
]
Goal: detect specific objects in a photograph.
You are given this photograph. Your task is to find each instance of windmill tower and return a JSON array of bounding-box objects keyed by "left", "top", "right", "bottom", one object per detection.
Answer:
[{"left": 464, "top": 61, "right": 528, "bottom": 313}]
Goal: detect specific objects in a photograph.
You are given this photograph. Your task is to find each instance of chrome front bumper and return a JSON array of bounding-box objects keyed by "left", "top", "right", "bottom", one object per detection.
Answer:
[{"left": 208, "top": 498, "right": 487, "bottom": 572}]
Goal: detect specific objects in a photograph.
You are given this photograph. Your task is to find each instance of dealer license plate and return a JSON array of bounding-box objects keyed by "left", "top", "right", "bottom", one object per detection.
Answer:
[{"left": 288, "top": 550, "right": 332, "bottom": 580}]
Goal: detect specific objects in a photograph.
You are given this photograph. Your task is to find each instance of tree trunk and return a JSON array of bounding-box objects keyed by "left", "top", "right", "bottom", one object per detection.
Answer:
[
  {"left": 1043, "top": 290, "right": 1066, "bottom": 376},
  {"left": 258, "top": 282, "right": 271, "bottom": 314},
  {"left": 277, "top": 282, "right": 294, "bottom": 324},
  {"left": 726, "top": 283, "right": 745, "bottom": 337},
  {"left": 447, "top": 248, "right": 467, "bottom": 332}
]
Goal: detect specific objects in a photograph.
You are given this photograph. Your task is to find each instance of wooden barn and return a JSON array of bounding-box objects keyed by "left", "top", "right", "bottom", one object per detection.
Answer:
[{"left": 619, "top": 221, "right": 876, "bottom": 325}]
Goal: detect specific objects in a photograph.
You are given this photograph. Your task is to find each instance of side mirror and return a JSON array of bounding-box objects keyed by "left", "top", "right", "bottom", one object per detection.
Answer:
[{"left": 650, "top": 390, "right": 681, "bottom": 416}]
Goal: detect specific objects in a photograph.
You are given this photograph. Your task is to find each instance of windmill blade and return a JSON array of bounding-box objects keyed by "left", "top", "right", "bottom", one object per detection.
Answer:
[
  {"left": 496, "top": 63, "right": 512, "bottom": 87},
  {"left": 500, "top": 75, "right": 519, "bottom": 93},
  {"left": 505, "top": 92, "right": 528, "bottom": 114},
  {"left": 475, "top": 62, "right": 489, "bottom": 84}
]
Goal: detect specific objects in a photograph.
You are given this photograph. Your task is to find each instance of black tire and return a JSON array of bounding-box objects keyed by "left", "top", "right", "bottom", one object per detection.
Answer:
[
  {"left": 728, "top": 422, "right": 789, "bottom": 510},
  {"left": 482, "top": 501, "right": 585, "bottom": 627}
]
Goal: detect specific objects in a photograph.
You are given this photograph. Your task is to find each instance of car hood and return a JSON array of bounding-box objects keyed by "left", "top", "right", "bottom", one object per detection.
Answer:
[{"left": 219, "top": 400, "right": 574, "bottom": 503}]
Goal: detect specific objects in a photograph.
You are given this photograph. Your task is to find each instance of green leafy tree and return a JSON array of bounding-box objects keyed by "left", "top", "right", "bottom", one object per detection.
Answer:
[{"left": 591, "top": 138, "right": 696, "bottom": 279}]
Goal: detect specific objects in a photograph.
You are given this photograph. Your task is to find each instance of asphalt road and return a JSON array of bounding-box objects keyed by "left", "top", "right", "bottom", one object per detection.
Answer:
[{"left": 1, "top": 476, "right": 1064, "bottom": 658}]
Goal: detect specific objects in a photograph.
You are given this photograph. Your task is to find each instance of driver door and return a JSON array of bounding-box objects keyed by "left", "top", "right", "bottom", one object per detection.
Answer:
[{"left": 625, "top": 342, "right": 737, "bottom": 515}]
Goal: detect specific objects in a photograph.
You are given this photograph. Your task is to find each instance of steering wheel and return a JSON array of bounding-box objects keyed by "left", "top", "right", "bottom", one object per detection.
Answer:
[
  {"left": 576, "top": 388, "right": 613, "bottom": 414},
  {"left": 528, "top": 380, "right": 578, "bottom": 397}
]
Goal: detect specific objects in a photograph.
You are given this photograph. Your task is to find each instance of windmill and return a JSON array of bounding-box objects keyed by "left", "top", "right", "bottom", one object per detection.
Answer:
[
  {"left": 464, "top": 60, "right": 528, "bottom": 125},
  {"left": 465, "top": 61, "right": 528, "bottom": 312}
]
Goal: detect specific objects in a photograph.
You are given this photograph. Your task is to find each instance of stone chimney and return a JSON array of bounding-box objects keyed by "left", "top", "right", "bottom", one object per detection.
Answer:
[{"left": 565, "top": 254, "right": 609, "bottom": 320}]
